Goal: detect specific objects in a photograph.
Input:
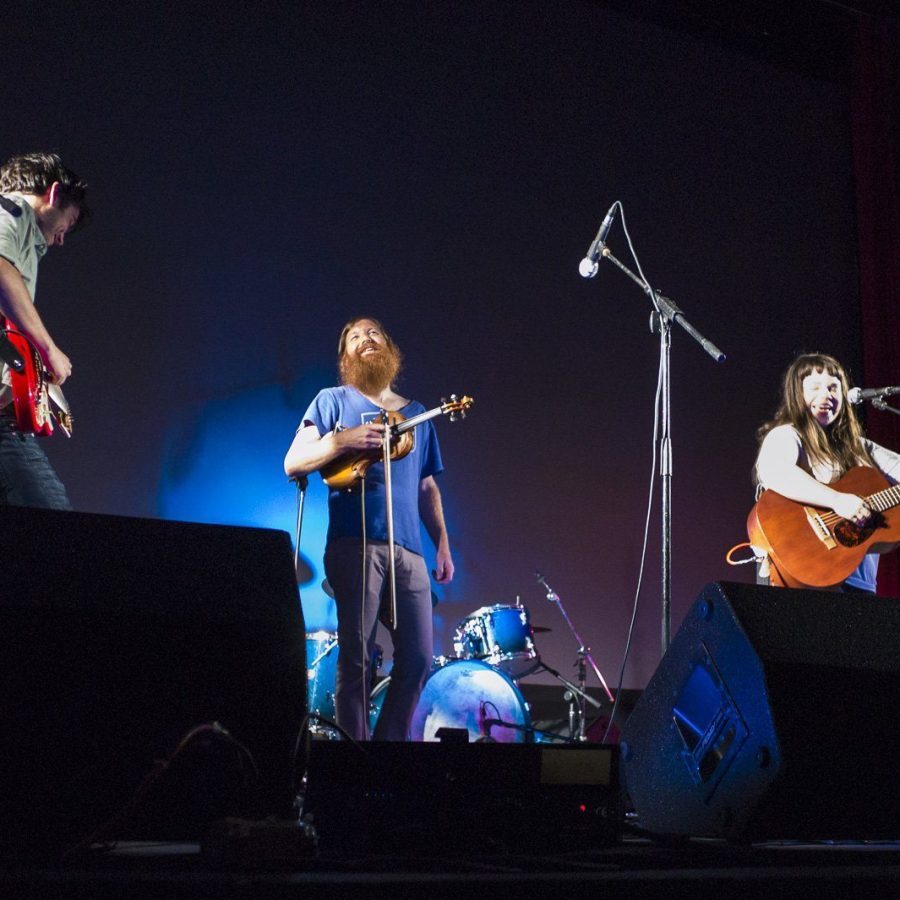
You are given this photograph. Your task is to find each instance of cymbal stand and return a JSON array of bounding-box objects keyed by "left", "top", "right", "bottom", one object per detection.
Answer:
[
  {"left": 535, "top": 572, "right": 614, "bottom": 741},
  {"left": 584, "top": 224, "right": 725, "bottom": 653}
]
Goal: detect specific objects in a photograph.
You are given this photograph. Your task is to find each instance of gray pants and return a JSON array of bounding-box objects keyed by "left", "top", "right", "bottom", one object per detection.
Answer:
[{"left": 325, "top": 537, "right": 433, "bottom": 740}]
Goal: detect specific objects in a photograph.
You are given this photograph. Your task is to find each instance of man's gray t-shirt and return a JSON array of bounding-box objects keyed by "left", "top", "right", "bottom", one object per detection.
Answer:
[{"left": 0, "top": 194, "right": 47, "bottom": 406}]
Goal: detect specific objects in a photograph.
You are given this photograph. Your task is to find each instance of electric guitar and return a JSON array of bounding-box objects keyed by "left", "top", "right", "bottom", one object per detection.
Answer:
[
  {"left": 321, "top": 394, "right": 473, "bottom": 490},
  {"left": 1, "top": 320, "right": 72, "bottom": 437},
  {"left": 747, "top": 465, "right": 900, "bottom": 588}
]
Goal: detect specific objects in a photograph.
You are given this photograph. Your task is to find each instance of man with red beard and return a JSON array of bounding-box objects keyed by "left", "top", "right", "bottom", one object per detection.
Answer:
[{"left": 285, "top": 317, "right": 454, "bottom": 740}]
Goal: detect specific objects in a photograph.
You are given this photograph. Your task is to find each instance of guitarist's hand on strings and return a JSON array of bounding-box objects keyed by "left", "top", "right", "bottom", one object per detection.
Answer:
[
  {"left": 335, "top": 422, "right": 386, "bottom": 451},
  {"left": 831, "top": 491, "right": 871, "bottom": 526},
  {"left": 42, "top": 343, "right": 72, "bottom": 386}
]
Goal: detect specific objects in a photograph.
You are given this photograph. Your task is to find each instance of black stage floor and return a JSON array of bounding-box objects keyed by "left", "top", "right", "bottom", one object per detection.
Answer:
[{"left": 5, "top": 838, "right": 900, "bottom": 899}]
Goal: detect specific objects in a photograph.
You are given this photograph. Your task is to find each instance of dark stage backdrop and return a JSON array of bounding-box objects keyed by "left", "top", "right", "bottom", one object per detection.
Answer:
[{"left": 2, "top": 2, "right": 869, "bottom": 687}]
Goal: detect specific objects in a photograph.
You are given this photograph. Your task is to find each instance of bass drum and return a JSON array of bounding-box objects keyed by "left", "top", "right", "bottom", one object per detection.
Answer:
[{"left": 410, "top": 659, "right": 532, "bottom": 743}]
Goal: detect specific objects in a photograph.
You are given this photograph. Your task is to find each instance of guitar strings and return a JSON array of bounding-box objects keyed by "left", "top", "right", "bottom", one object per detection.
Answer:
[{"left": 817, "top": 485, "right": 900, "bottom": 527}]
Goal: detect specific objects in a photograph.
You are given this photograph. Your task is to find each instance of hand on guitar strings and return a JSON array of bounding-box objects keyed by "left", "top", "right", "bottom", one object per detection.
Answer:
[
  {"left": 43, "top": 343, "right": 72, "bottom": 385},
  {"left": 831, "top": 491, "right": 871, "bottom": 527}
]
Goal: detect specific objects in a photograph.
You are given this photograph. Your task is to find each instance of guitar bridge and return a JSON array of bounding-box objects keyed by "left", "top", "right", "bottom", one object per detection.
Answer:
[{"left": 803, "top": 506, "right": 837, "bottom": 549}]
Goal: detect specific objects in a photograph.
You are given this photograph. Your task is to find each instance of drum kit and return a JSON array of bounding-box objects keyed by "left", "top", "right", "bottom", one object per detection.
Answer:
[{"left": 306, "top": 597, "right": 606, "bottom": 743}]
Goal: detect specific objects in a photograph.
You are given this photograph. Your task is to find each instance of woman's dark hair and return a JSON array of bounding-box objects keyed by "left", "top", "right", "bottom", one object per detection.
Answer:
[{"left": 756, "top": 352, "right": 872, "bottom": 480}]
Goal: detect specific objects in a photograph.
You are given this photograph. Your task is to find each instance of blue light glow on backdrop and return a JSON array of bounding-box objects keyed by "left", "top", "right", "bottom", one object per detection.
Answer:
[
  {"left": 158, "top": 381, "right": 337, "bottom": 632},
  {"left": 157, "top": 378, "right": 450, "bottom": 650}
]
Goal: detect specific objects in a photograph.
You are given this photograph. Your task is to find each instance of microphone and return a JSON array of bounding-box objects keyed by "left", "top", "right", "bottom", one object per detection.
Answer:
[
  {"left": 847, "top": 385, "right": 900, "bottom": 405},
  {"left": 578, "top": 203, "right": 618, "bottom": 278}
]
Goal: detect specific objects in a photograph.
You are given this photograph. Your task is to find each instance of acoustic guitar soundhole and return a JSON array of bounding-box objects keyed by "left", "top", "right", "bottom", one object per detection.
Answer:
[{"left": 834, "top": 514, "right": 882, "bottom": 548}]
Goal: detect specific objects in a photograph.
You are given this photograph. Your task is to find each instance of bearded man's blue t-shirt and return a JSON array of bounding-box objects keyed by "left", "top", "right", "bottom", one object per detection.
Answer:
[{"left": 302, "top": 386, "right": 443, "bottom": 557}]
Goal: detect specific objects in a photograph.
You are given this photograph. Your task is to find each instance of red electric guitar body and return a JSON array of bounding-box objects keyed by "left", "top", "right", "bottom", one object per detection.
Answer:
[{"left": 0, "top": 318, "right": 72, "bottom": 437}]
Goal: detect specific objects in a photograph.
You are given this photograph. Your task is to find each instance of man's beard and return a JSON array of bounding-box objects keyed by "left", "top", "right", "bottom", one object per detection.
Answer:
[{"left": 340, "top": 344, "right": 403, "bottom": 395}]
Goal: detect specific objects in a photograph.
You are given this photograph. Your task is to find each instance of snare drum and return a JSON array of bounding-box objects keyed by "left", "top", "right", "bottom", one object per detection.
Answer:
[
  {"left": 452, "top": 604, "right": 539, "bottom": 678},
  {"left": 409, "top": 658, "right": 532, "bottom": 743}
]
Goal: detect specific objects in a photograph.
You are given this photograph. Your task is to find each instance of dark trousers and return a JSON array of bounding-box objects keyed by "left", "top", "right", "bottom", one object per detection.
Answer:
[
  {"left": 325, "top": 537, "right": 433, "bottom": 741},
  {"left": 0, "top": 420, "right": 71, "bottom": 509}
]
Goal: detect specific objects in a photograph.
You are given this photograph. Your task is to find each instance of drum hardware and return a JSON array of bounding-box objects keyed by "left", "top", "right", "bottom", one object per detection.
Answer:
[
  {"left": 535, "top": 572, "right": 614, "bottom": 742},
  {"left": 477, "top": 713, "right": 572, "bottom": 744}
]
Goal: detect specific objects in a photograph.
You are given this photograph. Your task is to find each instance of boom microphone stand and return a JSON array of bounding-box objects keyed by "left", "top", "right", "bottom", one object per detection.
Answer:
[
  {"left": 579, "top": 204, "right": 726, "bottom": 653},
  {"left": 535, "top": 572, "right": 613, "bottom": 742},
  {"left": 869, "top": 395, "right": 900, "bottom": 418}
]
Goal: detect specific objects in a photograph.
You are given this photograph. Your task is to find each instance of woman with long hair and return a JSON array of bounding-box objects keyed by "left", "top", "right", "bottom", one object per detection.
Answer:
[{"left": 754, "top": 352, "right": 900, "bottom": 592}]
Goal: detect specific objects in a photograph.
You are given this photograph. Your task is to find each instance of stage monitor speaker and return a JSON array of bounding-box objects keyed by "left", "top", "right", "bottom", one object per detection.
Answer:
[
  {"left": 0, "top": 507, "right": 306, "bottom": 858},
  {"left": 621, "top": 581, "right": 900, "bottom": 841},
  {"left": 303, "top": 741, "right": 621, "bottom": 853}
]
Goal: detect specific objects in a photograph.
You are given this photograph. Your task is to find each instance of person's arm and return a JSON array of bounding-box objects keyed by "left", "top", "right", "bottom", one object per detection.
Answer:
[
  {"left": 0, "top": 257, "right": 72, "bottom": 384},
  {"left": 756, "top": 426, "right": 869, "bottom": 523},
  {"left": 419, "top": 474, "right": 453, "bottom": 583},
  {"left": 866, "top": 441, "right": 900, "bottom": 485},
  {"left": 283, "top": 421, "right": 386, "bottom": 478}
]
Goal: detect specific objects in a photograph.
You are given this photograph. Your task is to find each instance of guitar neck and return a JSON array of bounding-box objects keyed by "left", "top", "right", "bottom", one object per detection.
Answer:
[{"left": 865, "top": 483, "right": 900, "bottom": 514}]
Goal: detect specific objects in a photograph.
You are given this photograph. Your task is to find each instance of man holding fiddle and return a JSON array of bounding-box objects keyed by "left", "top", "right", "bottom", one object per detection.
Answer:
[{"left": 284, "top": 317, "right": 454, "bottom": 740}]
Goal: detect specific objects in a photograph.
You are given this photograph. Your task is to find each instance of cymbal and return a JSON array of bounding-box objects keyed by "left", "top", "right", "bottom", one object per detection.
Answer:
[
  {"left": 532, "top": 625, "right": 552, "bottom": 634},
  {"left": 294, "top": 557, "right": 313, "bottom": 583}
]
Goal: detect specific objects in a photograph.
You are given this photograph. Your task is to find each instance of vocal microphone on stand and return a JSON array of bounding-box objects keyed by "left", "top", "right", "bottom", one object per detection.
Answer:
[
  {"left": 578, "top": 202, "right": 618, "bottom": 279},
  {"left": 848, "top": 385, "right": 900, "bottom": 405}
]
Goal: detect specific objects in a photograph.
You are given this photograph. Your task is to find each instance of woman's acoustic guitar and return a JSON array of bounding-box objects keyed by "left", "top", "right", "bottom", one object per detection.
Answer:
[{"left": 747, "top": 466, "right": 900, "bottom": 588}]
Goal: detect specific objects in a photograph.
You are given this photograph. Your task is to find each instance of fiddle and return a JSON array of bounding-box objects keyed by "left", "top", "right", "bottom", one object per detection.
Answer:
[{"left": 321, "top": 395, "right": 473, "bottom": 490}]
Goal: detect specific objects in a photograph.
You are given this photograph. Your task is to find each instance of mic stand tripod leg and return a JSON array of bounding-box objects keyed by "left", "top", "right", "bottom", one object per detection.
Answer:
[
  {"left": 535, "top": 574, "right": 615, "bottom": 703},
  {"left": 530, "top": 661, "right": 603, "bottom": 742}
]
